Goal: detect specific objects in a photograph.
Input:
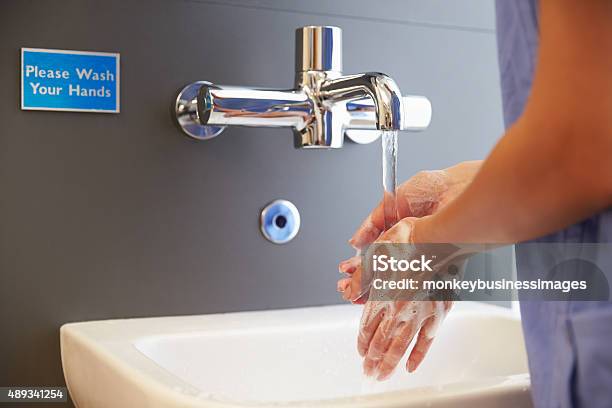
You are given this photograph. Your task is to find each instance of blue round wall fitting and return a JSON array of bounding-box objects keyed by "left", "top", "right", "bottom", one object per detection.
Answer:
[{"left": 260, "top": 200, "right": 301, "bottom": 244}]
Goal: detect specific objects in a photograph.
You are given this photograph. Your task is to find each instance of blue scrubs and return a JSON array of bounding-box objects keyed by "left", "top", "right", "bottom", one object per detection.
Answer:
[{"left": 496, "top": 1, "right": 612, "bottom": 407}]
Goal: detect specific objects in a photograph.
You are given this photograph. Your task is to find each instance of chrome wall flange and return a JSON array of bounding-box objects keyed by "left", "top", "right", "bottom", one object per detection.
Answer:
[{"left": 175, "top": 81, "right": 225, "bottom": 140}]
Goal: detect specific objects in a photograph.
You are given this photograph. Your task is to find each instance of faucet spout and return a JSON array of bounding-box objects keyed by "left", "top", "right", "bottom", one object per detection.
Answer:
[
  {"left": 197, "top": 84, "right": 311, "bottom": 130},
  {"left": 320, "top": 73, "right": 404, "bottom": 131}
]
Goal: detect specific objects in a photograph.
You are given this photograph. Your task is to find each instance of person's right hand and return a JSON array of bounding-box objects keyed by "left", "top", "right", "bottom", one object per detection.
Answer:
[{"left": 338, "top": 160, "right": 481, "bottom": 302}]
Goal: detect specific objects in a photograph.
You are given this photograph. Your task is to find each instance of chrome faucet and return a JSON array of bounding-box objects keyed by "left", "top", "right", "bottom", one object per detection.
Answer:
[{"left": 175, "top": 26, "right": 431, "bottom": 148}]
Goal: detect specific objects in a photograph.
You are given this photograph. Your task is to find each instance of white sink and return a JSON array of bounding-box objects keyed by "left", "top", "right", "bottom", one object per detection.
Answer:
[{"left": 60, "top": 302, "right": 531, "bottom": 408}]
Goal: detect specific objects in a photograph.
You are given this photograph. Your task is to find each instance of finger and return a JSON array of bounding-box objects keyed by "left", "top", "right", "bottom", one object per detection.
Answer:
[
  {"left": 343, "top": 275, "right": 363, "bottom": 303},
  {"left": 351, "top": 292, "right": 368, "bottom": 305},
  {"left": 406, "top": 316, "right": 438, "bottom": 373},
  {"left": 347, "top": 262, "right": 366, "bottom": 302},
  {"left": 376, "top": 320, "right": 418, "bottom": 380},
  {"left": 338, "top": 262, "right": 365, "bottom": 302},
  {"left": 349, "top": 201, "right": 385, "bottom": 250},
  {"left": 357, "top": 304, "right": 385, "bottom": 357},
  {"left": 338, "top": 259, "right": 371, "bottom": 304},
  {"left": 363, "top": 317, "right": 397, "bottom": 377},
  {"left": 406, "top": 302, "right": 452, "bottom": 372},
  {"left": 338, "top": 279, "right": 368, "bottom": 304},
  {"left": 337, "top": 278, "right": 351, "bottom": 294},
  {"left": 338, "top": 256, "right": 361, "bottom": 275}
]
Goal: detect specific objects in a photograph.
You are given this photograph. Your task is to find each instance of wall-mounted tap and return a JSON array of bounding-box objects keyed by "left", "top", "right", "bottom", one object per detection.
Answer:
[{"left": 175, "top": 26, "right": 432, "bottom": 148}]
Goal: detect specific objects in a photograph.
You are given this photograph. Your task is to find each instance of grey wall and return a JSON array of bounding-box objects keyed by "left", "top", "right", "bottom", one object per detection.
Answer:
[{"left": 0, "top": 1, "right": 502, "bottom": 406}]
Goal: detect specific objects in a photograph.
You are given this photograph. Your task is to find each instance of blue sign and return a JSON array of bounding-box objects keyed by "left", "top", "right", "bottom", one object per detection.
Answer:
[{"left": 21, "top": 48, "right": 120, "bottom": 113}]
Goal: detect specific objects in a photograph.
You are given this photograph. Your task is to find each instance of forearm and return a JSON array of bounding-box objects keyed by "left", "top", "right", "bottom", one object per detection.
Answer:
[
  {"left": 421, "top": 117, "right": 611, "bottom": 244},
  {"left": 419, "top": 0, "right": 612, "bottom": 244}
]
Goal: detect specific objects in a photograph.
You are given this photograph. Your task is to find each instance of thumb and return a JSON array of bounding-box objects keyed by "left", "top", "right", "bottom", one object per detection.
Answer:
[{"left": 378, "top": 217, "right": 418, "bottom": 244}]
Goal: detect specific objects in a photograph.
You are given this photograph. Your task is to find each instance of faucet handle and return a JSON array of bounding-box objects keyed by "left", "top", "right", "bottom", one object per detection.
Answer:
[
  {"left": 400, "top": 95, "right": 432, "bottom": 130},
  {"left": 296, "top": 26, "right": 342, "bottom": 73},
  {"left": 345, "top": 95, "right": 432, "bottom": 144}
]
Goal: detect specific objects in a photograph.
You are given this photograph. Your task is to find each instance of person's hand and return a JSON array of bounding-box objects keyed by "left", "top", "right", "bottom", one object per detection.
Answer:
[
  {"left": 338, "top": 161, "right": 481, "bottom": 302},
  {"left": 360, "top": 297, "right": 453, "bottom": 380},
  {"left": 357, "top": 216, "right": 456, "bottom": 379},
  {"left": 338, "top": 162, "right": 480, "bottom": 379},
  {"left": 348, "top": 161, "right": 481, "bottom": 250}
]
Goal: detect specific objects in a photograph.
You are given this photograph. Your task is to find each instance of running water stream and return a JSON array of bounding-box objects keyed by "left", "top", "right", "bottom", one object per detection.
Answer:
[
  {"left": 381, "top": 130, "right": 399, "bottom": 230},
  {"left": 350, "top": 130, "right": 398, "bottom": 304},
  {"left": 357, "top": 130, "right": 399, "bottom": 388}
]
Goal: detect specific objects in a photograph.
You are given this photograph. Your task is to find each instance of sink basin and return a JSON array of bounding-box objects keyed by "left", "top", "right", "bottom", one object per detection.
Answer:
[{"left": 60, "top": 302, "right": 531, "bottom": 407}]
